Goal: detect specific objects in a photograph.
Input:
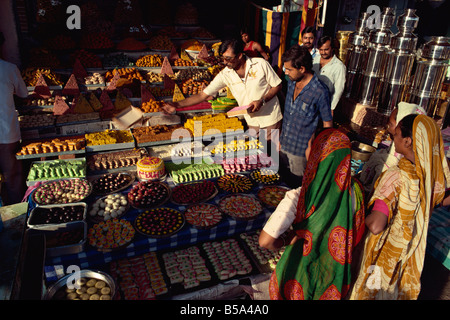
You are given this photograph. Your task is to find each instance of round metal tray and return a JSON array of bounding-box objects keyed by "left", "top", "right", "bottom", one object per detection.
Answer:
[
  {"left": 216, "top": 173, "right": 255, "bottom": 193},
  {"left": 249, "top": 168, "right": 281, "bottom": 185},
  {"left": 257, "top": 185, "right": 290, "bottom": 208},
  {"left": 170, "top": 180, "right": 218, "bottom": 205},
  {"left": 183, "top": 203, "right": 222, "bottom": 229},
  {"left": 88, "top": 193, "right": 131, "bottom": 224},
  {"left": 127, "top": 180, "right": 171, "bottom": 210},
  {"left": 87, "top": 219, "right": 135, "bottom": 252},
  {"left": 90, "top": 172, "right": 135, "bottom": 196},
  {"left": 43, "top": 269, "right": 116, "bottom": 300},
  {"left": 218, "top": 193, "right": 263, "bottom": 221},
  {"left": 134, "top": 207, "right": 185, "bottom": 238},
  {"left": 32, "top": 178, "right": 93, "bottom": 206}
]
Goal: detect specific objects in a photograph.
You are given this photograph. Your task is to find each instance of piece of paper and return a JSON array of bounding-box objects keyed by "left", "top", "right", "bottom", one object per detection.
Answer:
[{"left": 112, "top": 106, "right": 144, "bottom": 129}]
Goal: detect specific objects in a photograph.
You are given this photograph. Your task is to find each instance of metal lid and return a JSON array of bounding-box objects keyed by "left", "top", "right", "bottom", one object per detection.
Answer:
[
  {"left": 378, "top": 7, "right": 396, "bottom": 30},
  {"left": 390, "top": 32, "right": 418, "bottom": 52},
  {"left": 396, "top": 8, "right": 419, "bottom": 31},
  {"left": 421, "top": 36, "right": 450, "bottom": 60}
]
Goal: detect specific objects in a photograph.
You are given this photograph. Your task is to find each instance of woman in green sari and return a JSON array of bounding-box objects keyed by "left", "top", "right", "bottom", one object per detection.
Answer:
[{"left": 259, "top": 128, "right": 366, "bottom": 300}]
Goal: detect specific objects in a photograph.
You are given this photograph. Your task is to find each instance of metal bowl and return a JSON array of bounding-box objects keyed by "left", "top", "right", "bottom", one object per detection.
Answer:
[
  {"left": 43, "top": 269, "right": 116, "bottom": 300},
  {"left": 351, "top": 141, "right": 376, "bottom": 162}
]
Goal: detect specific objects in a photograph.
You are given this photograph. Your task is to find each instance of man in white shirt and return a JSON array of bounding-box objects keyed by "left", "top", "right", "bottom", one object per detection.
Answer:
[
  {"left": 163, "top": 38, "right": 283, "bottom": 142},
  {"left": 300, "top": 26, "right": 318, "bottom": 59},
  {"left": 312, "top": 36, "right": 346, "bottom": 114},
  {"left": 0, "top": 32, "right": 28, "bottom": 204}
]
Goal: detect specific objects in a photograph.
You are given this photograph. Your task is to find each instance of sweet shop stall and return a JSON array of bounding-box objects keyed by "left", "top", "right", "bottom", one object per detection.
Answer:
[{"left": 0, "top": 0, "right": 289, "bottom": 301}]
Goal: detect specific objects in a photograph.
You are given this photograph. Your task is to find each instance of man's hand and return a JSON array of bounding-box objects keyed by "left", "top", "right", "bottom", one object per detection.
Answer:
[
  {"left": 162, "top": 101, "right": 178, "bottom": 114},
  {"left": 249, "top": 99, "right": 264, "bottom": 113}
]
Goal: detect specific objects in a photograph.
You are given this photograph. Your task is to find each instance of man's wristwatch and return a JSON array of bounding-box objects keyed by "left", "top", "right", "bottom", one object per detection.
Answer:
[{"left": 261, "top": 97, "right": 266, "bottom": 105}]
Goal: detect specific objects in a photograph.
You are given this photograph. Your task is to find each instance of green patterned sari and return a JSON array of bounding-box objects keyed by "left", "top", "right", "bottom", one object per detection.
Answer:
[{"left": 269, "top": 129, "right": 366, "bottom": 300}]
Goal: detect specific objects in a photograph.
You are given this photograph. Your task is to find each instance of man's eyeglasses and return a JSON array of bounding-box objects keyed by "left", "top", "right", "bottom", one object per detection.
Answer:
[{"left": 221, "top": 55, "right": 236, "bottom": 62}]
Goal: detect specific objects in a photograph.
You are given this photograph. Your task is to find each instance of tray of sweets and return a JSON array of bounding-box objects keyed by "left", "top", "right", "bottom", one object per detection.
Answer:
[
  {"left": 134, "top": 207, "right": 185, "bottom": 238},
  {"left": 109, "top": 252, "right": 170, "bottom": 300},
  {"left": 88, "top": 193, "right": 130, "bottom": 223},
  {"left": 170, "top": 180, "right": 218, "bottom": 205},
  {"left": 28, "top": 202, "right": 87, "bottom": 229},
  {"left": 32, "top": 178, "right": 93, "bottom": 205},
  {"left": 216, "top": 173, "right": 255, "bottom": 193},
  {"left": 25, "top": 221, "right": 87, "bottom": 257},
  {"left": 257, "top": 185, "right": 290, "bottom": 208},
  {"left": 160, "top": 245, "right": 215, "bottom": 295},
  {"left": 249, "top": 168, "right": 281, "bottom": 185},
  {"left": 218, "top": 193, "right": 263, "bottom": 221},
  {"left": 127, "top": 181, "right": 171, "bottom": 209},
  {"left": 239, "top": 231, "right": 285, "bottom": 274},
  {"left": 89, "top": 172, "right": 135, "bottom": 196},
  {"left": 183, "top": 203, "right": 222, "bottom": 229},
  {"left": 87, "top": 218, "right": 135, "bottom": 252}
]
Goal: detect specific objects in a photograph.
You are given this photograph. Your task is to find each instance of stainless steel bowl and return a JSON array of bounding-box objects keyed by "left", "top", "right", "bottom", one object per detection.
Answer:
[
  {"left": 43, "top": 269, "right": 116, "bottom": 300},
  {"left": 351, "top": 141, "right": 376, "bottom": 162}
]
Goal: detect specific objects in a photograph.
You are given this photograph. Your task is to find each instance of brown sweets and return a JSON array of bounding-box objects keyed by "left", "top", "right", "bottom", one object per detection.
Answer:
[
  {"left": 132, "top": 125, "right": 183, "bottom": 143},
  {"left": 17, "top": 138, "right": 85, "bottom": 155},
  {"left": 87, "top": 149, "right": 145, "bottom": 171}
]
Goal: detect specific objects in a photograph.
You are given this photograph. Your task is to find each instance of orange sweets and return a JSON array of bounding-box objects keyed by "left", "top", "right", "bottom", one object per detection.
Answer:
[
  {"left": 141, "top": 100, "right": 164, "bottom": 113},
  {"left": 104, "top": 68, "right": 145, "bottom": 82}
]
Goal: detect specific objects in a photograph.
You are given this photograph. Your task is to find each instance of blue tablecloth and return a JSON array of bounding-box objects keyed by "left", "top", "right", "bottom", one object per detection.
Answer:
[
  {"left": 37, "top": 179, "right": 278, "bottom": 277},
  {"left": 427, "top": 206, "right": 450, "bottom": 270}
]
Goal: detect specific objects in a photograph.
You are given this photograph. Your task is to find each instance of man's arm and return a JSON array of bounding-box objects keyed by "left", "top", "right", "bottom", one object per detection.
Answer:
[
  {"left": 248, "top": 83, "right": 282, "bottom": 113},
  {"left": 323, "top": 120, "right": 333, "bottom": 128},
  {"left": 162, "top": 92, "right": 214, "bottom": 114}
]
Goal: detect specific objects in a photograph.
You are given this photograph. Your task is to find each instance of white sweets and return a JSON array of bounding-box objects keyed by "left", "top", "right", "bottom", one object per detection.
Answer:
[{"left": 89, "top": 193, "right": 128, "bottom": 221}]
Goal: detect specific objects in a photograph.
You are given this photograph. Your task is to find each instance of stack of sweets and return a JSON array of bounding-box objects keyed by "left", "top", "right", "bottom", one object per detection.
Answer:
[
  {"left": 219, "top": 154, "right": 271, "bottom": 174},
  {"left": 202, "top": 239, "right": 253, "bottom": 280},
  {"left": 167, "top": 162, "right": 224, "bottom": 184},
  {"left": 184, "top": 204, "right": 222, "bottom": 228},
  {"left": 217, "top": 174, "right": 253, "bottom": 193},
  {"left": 109, "top": 252, "right": 167, "bottom": 300},
  {"left": 162, "top": 246, "right": 211, "bottom": 289},
  {"left": 250, "top": 168, "right": 281, "bottom": 184},
  {"left": 87, "top": 218, "right": 135, "bottom": 250},
  {"left": 85, "top": 129, "right": 133, "bottom": 146},
  {"left": 184, "top": 113, "right": 243, "bottom": 137},
  {"left": 240, "top": 232, "right": 285, "bottom": 271},
  {"left": 218, "top": 194, "right": 263, "bottom": 219},
  {"left": 27, "top": 159, "right": 86, "bottom": 181},
  {"left": 210, "top": 139, "right": 262, "bottom": 154}
]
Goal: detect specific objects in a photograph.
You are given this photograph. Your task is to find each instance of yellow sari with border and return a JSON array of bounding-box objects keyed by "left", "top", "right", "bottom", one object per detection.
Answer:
[{"left": 350, "top": 115, "right": 450, "bottom": 300}]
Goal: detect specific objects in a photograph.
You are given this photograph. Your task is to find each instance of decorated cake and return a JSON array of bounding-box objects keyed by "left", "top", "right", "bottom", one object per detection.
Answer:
[{"left": 136, "top": 157, "right": 166, "bottom": 181}]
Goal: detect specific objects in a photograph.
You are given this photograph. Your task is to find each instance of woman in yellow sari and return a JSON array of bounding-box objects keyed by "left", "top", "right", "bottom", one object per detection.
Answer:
[{"left": 350, "top": 114, "right": 450, "bottom": 300}]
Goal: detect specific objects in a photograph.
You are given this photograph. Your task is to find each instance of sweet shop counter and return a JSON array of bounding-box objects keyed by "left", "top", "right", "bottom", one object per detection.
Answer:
[{"left": 26, "top": 171, "right": 289, "bottom": 299}]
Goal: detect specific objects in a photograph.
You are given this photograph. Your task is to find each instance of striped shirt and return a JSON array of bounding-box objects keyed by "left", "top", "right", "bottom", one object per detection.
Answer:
[{"left": 280, "top": 74, "right": 332, "bottom": 156}]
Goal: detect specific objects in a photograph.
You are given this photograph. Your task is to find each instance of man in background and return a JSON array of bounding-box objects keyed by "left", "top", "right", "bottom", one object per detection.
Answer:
[
  {"left": 0, "top": 32, "right": 27, "bottom": 204},
  {"left": 279, "top": 44, "right": 333, "bottom": 188},
  {"left": 312, "top": 36, "right": 346, "bottom": 114},
  {"left": 300, "top": 26, "right": 318, "bottom": 59}
]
